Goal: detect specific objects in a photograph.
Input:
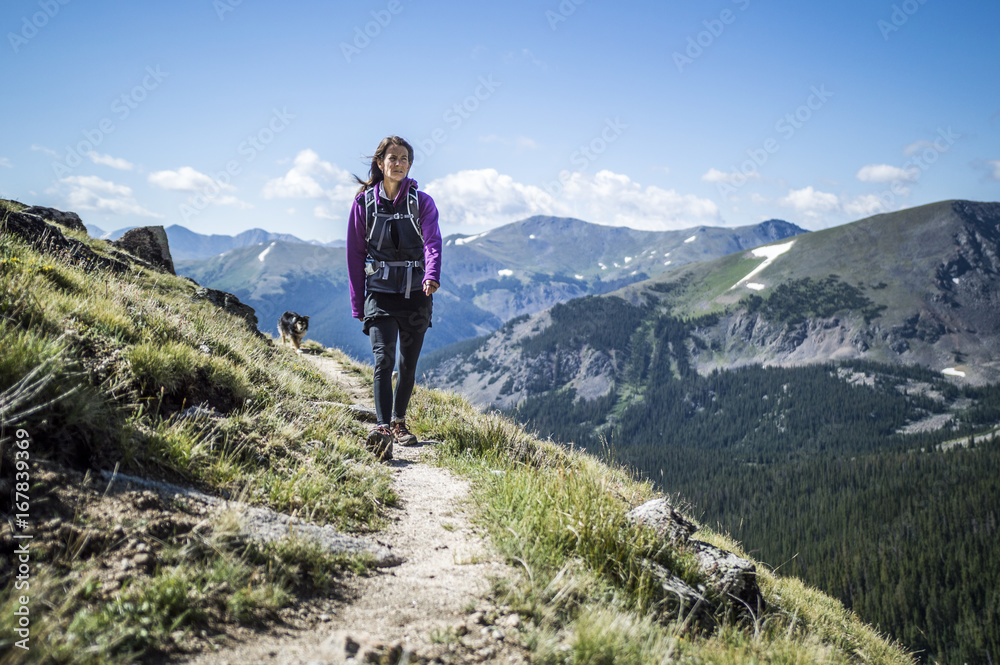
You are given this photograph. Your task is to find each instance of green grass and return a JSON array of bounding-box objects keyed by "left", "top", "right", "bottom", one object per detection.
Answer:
[
  {"left": 0, "top": 510, "right": 361, "bottom": 665},
  {"left": 0, "top": 224, "right": 398, "bottom": 664},
  {"left": 410, "top": 387, "right": 915, "bottom": 665}
]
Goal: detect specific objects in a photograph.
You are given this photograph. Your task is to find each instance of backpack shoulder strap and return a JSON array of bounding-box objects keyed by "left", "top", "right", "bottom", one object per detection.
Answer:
[
  {"left": 406, "top": 186, "right": 424, "bottom": 245},
  {"left": 363, "top": 186, "right": 378, "bottom": 241}
]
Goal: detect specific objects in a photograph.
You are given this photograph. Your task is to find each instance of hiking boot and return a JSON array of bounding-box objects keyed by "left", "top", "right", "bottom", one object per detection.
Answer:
[
  {"left": 391, "top": 419, "right": 418, "bottom": 446},
  {"left": 366, "top": 425, "right": 393, "bottom": 462}
]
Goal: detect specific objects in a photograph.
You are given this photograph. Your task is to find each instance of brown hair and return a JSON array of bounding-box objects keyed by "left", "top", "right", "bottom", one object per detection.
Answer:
[{"left": 354, "top": 136, "right": 415, "bottom": 194}]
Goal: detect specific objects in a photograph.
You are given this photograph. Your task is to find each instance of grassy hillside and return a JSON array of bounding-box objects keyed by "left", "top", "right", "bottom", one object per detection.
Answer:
[
  {"left": 420, "top": 201, "right": 1000, "bottom": 663},
  {"left": 0, "top": 204, "right": 914, "bottom": 664},
  {"left": 506, "top": 308, "right": 1000, "bottom": 663}
]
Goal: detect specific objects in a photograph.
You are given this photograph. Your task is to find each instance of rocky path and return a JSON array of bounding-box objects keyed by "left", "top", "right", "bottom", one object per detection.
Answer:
[{"left": 177, "top": 354, "right": 527, "bottom": 665}]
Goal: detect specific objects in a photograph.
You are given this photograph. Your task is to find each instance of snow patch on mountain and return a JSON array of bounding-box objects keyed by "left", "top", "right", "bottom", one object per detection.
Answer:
[
  {"left": 731, "top": 240, "right": 796, "bottom": 290},
  {"left": 258, "top": 242, "right": 276, "bottom": 262},
  {"left": 455, "top": 232, "right": 487, "bottom": 246}
]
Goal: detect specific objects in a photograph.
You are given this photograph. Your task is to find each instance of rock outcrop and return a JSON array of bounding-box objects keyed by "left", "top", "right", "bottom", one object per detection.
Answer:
[
  {"left": 627, "top": 497, "right": 698, "bottom": 544},
  {"left": 2, "top": 210, "right": 130, "bottom": 274},
  {"left": 191, "top": 286, "right": 263, "bottom": 337},
  {"left": 20, "top": 205, "right": 87, "bottom": 233},
  {"left": 3, "top": 202, "right": 263, "bottom": 339},
  {"left": 627, "top": 497, "right": 765, "bottom": 624},
  {"left": 113, "top": 226, "right": 175, "bottom": 274}
]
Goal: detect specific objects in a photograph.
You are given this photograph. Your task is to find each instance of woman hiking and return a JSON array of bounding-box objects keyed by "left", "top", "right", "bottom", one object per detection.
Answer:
[{"left": 347, "top": 136, "right": 442, "bottom": 460}]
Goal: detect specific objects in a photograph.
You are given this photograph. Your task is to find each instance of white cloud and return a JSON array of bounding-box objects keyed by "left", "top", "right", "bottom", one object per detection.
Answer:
[
  {"left": 30, "top": 144, "right": 58, "bottom": 158},
  {"left": 211, "top": 195, "right": 253, "bottom": 209},
  {"left": 425, "top": 168, "right": 720, "bottom": 232},
  {"left": 262, "top": 149, "right": 356, "bottom": 205},
  {"left": 149, "top": 166, "right": 251, "bottom": 209},
  {"left": 425, "top": 169, "right": 556, "bottom": 229},
  {"left": 314, "top": 204, "right": 342, "bottom": 220},
  {"left": 148, "top": 166, "right": 234, "bottom": 192},
  {"left": 562, "top": 170, "right": 720, "bottom": 231},
  {"left": 53, "top": 175, "right": 162, "bottom": 218},
  {"left": 989, "top": 160, "right": 1000, "bottom": 181},
  {"left": 843, "top": 194, "right": 889, "bottom": 217},
  {"left": 779, "top": 186, "right": 840, "bottom": 216},
  {"left": 0, "top": 157, "right": 11, "bottom": 168},
  {"left": 516, "top": 136, "right": 539, "bottom": 150},
  {"left": 903, "top": 139, "right": 936, "bottom": 157},
  {"left": 88, "top": 152, "right": 134, "bottom": 171},
  {"left": 479, "top": 134, "right": 539, "bottom": 151},
  {"left": 855, "top": 163, "right": 918, "bottom": 183},
  {"left": 702, "top": 168, "right": 760, "bottom": 184}
]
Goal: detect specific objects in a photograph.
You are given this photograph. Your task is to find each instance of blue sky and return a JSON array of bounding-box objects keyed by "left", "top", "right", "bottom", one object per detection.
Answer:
[{"left": 3, "top": 0, "right": 998, "bottom": 242}]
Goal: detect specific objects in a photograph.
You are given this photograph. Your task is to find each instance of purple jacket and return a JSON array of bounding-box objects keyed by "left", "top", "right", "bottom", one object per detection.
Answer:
[{"left": 346, "top": 177, "right": 442, "bottom": 319}]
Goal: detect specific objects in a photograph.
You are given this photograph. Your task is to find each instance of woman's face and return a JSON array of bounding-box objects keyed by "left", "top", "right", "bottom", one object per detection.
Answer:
[{"left": 378, "top": 144, "right": 411, "bottom": 186}]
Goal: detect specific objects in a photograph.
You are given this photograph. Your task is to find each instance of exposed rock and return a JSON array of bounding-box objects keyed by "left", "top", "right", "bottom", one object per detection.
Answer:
[
  {"left": 173, "top": 404, "right": 223, "bottom": 422},
  {"left": 190, "top": 286, "right": 263, "bottom": 337},
  {"left": 100, "top": 470, "right": 402, "bottom": 567},
  {"left": 348, "top": 403, "right": 378, "bottom": 422},
  {"left": 627, "top": 498, "right": 698, "bottom": 545},
  {"left": 113, "top": 226, "right": 175, "bottom": 274},
  {"left": 628, "top": 497, "right": 765, "bottom": 620},
  {"left": 1, "top": 211, "right": 130, "bottom": 274},
  {"left": 643, "top": 560, "right": 715, "bottom": 629},
  {"left": 688, "top": 539, "right": 765, "bottom": 616},
  {"left": 20, "top": 205, "right": 87, "bottom": 233}
]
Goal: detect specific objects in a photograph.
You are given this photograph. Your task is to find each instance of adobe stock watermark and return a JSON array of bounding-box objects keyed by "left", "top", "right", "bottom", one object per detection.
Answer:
[
  {"left": 214, "top": 0, "right": 243, "bottom": 20},
  {"left": 340, "top": 0, "right": 403, "bottom": 63},
  {"left": 12, "top": 428, "right": 33, "bottom": 651},
  {"left": 542, "top": 117, "right": 628, "bottom": 197},
  {"left": 412, "top": 75, "right": 502, "bottom": 168},
  {"left": 714, "top": 85, "right": 834, "bottom": 200},
  {"left": 866, "top": 128, "right": 960, "bottom": 211},
  {"left": 179, "top": 107, "right": 294, "bottom": 222},
  {"left": 8, "top": 0, "right": 72, "bottom": 54},
  {"left": 51, "top": 66, "right": 168, "bottom": 178},
  {"left": 546, "top": 0, "right": 586, "bottom": 30},
  {"left": 673, "top": 0, "right": 751, "bottom": 73},
  {"left": 878, "top": 0, "right": 930, "bottom": 40}
]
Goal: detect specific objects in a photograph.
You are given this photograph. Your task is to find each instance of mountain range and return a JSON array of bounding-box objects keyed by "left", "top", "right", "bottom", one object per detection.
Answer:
[
  {"left": 86, "top": 223, "right": 344, "bottom": 260},
  {"left": 425, "top": 200, "right": 1000, "bottom": 405},
  {"left": 177, "top": 215, "right": 806, "bottom": 359}
]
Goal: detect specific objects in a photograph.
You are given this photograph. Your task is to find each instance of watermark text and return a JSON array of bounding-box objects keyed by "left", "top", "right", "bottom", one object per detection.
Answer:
[{"left": 12, "top": 428, "right": 33, "bottom": 651}]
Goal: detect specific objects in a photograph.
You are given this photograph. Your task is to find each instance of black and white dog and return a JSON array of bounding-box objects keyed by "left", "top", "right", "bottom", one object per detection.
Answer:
[{"left": 277, "top": 311, "right": 310, "bottom": 353}]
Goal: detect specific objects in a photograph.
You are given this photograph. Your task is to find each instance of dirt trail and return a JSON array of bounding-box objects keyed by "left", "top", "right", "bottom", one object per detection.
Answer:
[{"left": 178, "top": 354, "right": 526, "bottom": 665}]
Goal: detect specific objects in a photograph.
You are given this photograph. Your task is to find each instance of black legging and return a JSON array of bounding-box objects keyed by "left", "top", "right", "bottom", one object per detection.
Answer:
[{"left": 368, "top": 316, "right": 427, "bottom": 426}]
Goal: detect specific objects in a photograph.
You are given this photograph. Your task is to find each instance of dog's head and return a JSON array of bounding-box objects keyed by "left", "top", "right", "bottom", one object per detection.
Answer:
[{"left": 293, "top": 315, "right": 309, "bottom": 332}]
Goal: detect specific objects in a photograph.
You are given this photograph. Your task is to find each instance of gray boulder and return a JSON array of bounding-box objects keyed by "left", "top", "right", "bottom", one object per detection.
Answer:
[
  {"left": 627, "top": 497, "right": 765, "bottom": 620},
  {"left": 643, "top": 560, "right": 715, "bottom": 630},
  {"left": 688, "top": 539, "right": 765, "bottom": 615},
  {"left": 626, "top": 497, "right": 698, "bottom": 544},
  {"left": 191, "top": 287, "right": 263, "bottom": 337},
  {"left": 1, "top": 211, "right": 129, "bottom": 274},
  {"left": 113, "top": 226, "right": 175, "bottom": 274},
  {"left": 20, "top": 206, "right": 87, "bottom": 233}
]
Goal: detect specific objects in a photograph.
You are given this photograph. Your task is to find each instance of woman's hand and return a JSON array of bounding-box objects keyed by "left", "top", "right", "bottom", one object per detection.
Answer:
[{"left": 423, "top": 280, "right": 439, "bottom": 296}]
